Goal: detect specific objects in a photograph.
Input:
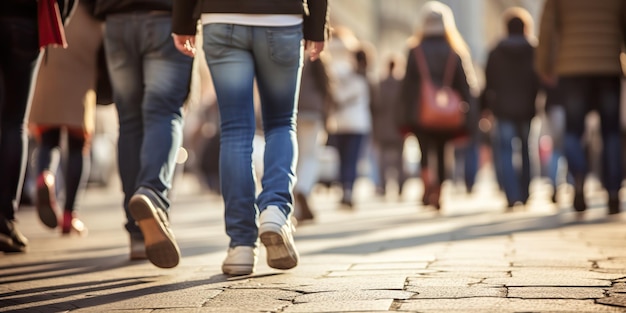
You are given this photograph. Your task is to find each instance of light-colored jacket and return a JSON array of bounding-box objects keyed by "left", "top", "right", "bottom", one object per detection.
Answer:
[
  {"left": 535, "top": 0, "right": 626, "bottom": 78},
  {"left": 326, "top": 59, "right": 372, "bottom": 134},
  {"left": 29, "top": 3, "right": 103, "bottom": 133}
]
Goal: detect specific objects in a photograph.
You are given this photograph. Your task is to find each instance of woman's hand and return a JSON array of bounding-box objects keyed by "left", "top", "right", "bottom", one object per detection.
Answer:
[
  {"left": 305, "top": 40, "right": 325, "bottom": 61},
  {"left": 172, "top": 34, "right": 196, "bottom": 57}
]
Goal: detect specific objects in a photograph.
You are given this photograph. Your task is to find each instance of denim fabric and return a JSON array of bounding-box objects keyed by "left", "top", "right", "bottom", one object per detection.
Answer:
[
  {"left": 560, "top": 76, "right": 622, "bottom": 194},
  {"left": 103, "top": 13, "right": 193, "bottom": 235},
  {"left": 545, "top": 105, "right": 572, "bottom": 187},
  {"left": 454, "top": 139, "right": 479, "bottom": 193},
  {"left": 202, "top": 23, "right": 303, "bottom": 247},
  {"left": 0, "top": 17, "right": 41, "bottom": 218},
  {"left": 330, "top": 133, "right": 367, "bottom": 191},
  {"left": 492, "top": 119, "right": 531, "bottom": 206}
]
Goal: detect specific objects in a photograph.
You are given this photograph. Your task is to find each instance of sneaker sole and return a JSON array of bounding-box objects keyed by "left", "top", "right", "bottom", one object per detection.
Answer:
[
  {"left": 129, "top": 195, "right": 180, "bottom": 268},
  {"left": 221, "top": 264, "right": 254, "bottom": 276},
  {"left": 259, "top": 224, "right": 298, "bottom": 270},
  {"left": 36, "top": 187, "right": 57, "bottom": 229}
]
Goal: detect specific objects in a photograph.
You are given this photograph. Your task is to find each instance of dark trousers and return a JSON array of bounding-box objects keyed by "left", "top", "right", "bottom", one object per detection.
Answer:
[
  {"left": 0, "top": 17, "right": 41, "bottom": 219},
  {"left": 560, "top": 75, "right": 622, "bottom": 195}
]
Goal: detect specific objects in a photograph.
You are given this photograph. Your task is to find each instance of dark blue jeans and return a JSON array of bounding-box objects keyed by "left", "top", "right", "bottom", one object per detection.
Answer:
[
  {"left": 560, "top": 76, "right": 622, "bottom": 195},
  {"left": 202, "top": 23, "right": 303, "bottom": 247},
  {"left": 0, "top": 17, "right": 41, "bottom": 219},
  {"left": 104, "top": 12, "right": 193, "bottom": 236},
  {"left": 492, "top": 119, "right": 531, "bottom": 206},
  {"left": 330, "top": 133, "right": 366, "bottom": 192}
]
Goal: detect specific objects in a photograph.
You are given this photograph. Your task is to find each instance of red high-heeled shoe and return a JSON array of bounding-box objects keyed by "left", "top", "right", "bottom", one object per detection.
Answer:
[
  {"left": 36, "top": 171, "right": 59, "bottom": 229},
  {"left": 61, "top": 211, "right": 88, "bottom": 236}
]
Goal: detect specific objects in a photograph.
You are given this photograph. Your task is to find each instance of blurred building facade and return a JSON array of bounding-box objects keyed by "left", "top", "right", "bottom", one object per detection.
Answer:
[{"left": 329, "top": 0, "right": 544, "bottom": 79}]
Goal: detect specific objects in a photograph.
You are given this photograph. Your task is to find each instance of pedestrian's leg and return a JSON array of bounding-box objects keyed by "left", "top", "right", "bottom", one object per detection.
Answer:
[
  {"left": 61, "top": 129, "right": 89, "bottom": 235},
  {"left": 35, "top": 127, "right": 61, "bottom": 229},
  {"left": 596, "top": 76, "right": 622, "bottom": 215},
  {"left": 561, "top": 77, "right": 590, "bottom": 215}
]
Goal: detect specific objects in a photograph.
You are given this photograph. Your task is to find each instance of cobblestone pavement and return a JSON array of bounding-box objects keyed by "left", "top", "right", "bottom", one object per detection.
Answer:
[{"left": 1, "top": 174, "right": 625, "bottom": 312}]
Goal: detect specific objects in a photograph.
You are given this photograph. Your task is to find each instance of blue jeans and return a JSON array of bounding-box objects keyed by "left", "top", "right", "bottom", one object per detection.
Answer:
[
  {"left": 0, "top": 17, "right": 41, "bottom": 219},
  {"left": 202, "top": 23, "right": 303, "bottom": 248},
  {"left": 103, "top": 12, "right": 193, "bottom": 236},
  {"left": 330, "top": 133, "right": 367, "bottom": 193},
  {"left": 454, "top": 138, "right": 479, "bottom": 193},
  {"left": 560, "top": 76, "right": 622, "bottom": 195},
  {"left": 492, "top": 119, "right": 531, "bottom": 206}
]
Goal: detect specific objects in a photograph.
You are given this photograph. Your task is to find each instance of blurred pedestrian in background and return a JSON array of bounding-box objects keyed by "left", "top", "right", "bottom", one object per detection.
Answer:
[
  {"left": 397, "top": 1, "right": 478, "bottom": 211},
  {"left": 293, "top": 53, "right": 335, "bottom": 223},
  {"left": 326, "top": 27, "right": 373, "bottom": 209},
  {"left": 371, "top": 55, "right": 407, "bottom": 198},
  {"left": 482, "top": 7, "right": 539, "bottom": 211},
  {"left": 29, "top": 0, "right": 103, "bottom": 236},
  {"left": 536, "top": 0, "right": 625, "bottom": 218},
  {"left": 94, "top": 0, "right": 194, "bottom": 268},
  {"left": 542, "top": 85, "right": 568, "bottom": 204},
  {"left": 172, "top": 0, "right": 329, "bottom": 275},
  {"left": 0, "top": 0, "right": 76, "bottom": 253}
]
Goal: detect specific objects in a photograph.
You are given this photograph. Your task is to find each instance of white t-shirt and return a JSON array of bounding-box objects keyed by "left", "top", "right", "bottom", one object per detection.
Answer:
[{"left": 201, "top": 14, "right": 302, "bottom": 26}]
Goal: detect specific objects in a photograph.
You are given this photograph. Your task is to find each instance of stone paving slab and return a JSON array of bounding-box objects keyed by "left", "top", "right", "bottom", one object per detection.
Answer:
[{"left": 1, "top": 176, "right": 626, "bottom": 312}]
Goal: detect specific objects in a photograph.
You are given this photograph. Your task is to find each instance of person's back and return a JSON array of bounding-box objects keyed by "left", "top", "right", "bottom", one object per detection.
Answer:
[
  {"left": 536, "top": 0, "right": 624, "bottom": 78},
  {"left": 373, "top": 59, "right": 404, "bottom": 145},
  {"left": 485, "top": 35, "right": 537, "bottom": 122},
  {"left": 536, "top": 0, "right": 625, "bottom": 217},
  {"left": 483, "top": 8, "right": 538, "bottom": 210}
]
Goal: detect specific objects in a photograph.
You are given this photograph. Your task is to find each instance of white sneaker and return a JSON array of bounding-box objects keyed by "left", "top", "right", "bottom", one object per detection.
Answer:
[
  {"left": 259, "top": 205, "right": 299, "bottom": 270},
  {"left": 222, "top": 246, "right": 257, "bottom": 275}
]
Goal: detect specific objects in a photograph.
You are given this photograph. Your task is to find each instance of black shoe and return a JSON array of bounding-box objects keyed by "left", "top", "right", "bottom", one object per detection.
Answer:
[
  {"left": 573, "top": 189, "right": 586, "bottom": 212},
  {"left": 129, "top": 187, "right": 180, "bottom": 268},
  {"left": 294, "top": 192, "right": 314, "bottom": 222},
  {"left": 0, "top": 216, "right": 28, "bottom": 253},
  {"left": 608, "top": 194, "right": 620, "bottom": 215}
]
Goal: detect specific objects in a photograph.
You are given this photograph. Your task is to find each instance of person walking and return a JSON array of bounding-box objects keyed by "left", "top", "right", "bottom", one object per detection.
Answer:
[
  {"left": 372, "top": 55, "right": 407, "bottom": 197},
  {"left": 293, "top": 54, "right": 334, "bottom": 223},
  {"left": 29, "top": 0, "right": 103, "bottom": 236},
  {"left": 325, "top": 27, "right": 373, "bottom": 209},
  {"left": 0, "top": 0, "right": 75, "bottom": 253},
  {"left": 172, "top": 0, "right": 329, "bottom": 275},
  {"left": 93, "top": 0, "right": 194, "bottom": 268},
  {"left": 397, "top": 1, "right": 478, "bottom": 211},
  {"left": 482, "top": 7, "right": 539, "bottom": 211},
  {"left": 536, "top": 0, "right": 625, "bottom": 218}
]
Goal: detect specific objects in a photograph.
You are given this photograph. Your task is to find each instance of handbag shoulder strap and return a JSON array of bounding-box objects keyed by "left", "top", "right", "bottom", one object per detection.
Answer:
[
  {"left": 415, "top": 46, "right": 457, "bottom": 87},
  {"left": 414, "top": 47, "right": 432, "bottom": 83},
  {"left": 443, "top": 50, "right": 457, "bottom": 87}
]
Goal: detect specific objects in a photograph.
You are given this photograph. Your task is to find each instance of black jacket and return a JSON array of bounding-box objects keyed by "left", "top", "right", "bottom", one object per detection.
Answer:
[
  {"left": 482, "top": 35, "right": 539, "bottom": 122},
  {"left": 94, "top": 0, "right": 172, "bottom": 18},
  {"left": 1, "top": 0, "right": 76, "bottom": 23},
  {"left": 172, "top": 0, "right": 328, "bottom": 42},
  {"left": 398, "top": 36, "right": 476, "bottom": 136}
]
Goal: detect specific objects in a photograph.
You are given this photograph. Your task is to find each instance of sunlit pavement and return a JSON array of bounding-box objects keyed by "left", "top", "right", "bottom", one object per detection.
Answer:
[{"left": 2, "top": 168, "right": 625, "bottom": 312}]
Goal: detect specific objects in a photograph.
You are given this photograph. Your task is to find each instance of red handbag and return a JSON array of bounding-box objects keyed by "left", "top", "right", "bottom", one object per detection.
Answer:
[{"left": 414, "top": 47, "right": 467, "bottom": 131}]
